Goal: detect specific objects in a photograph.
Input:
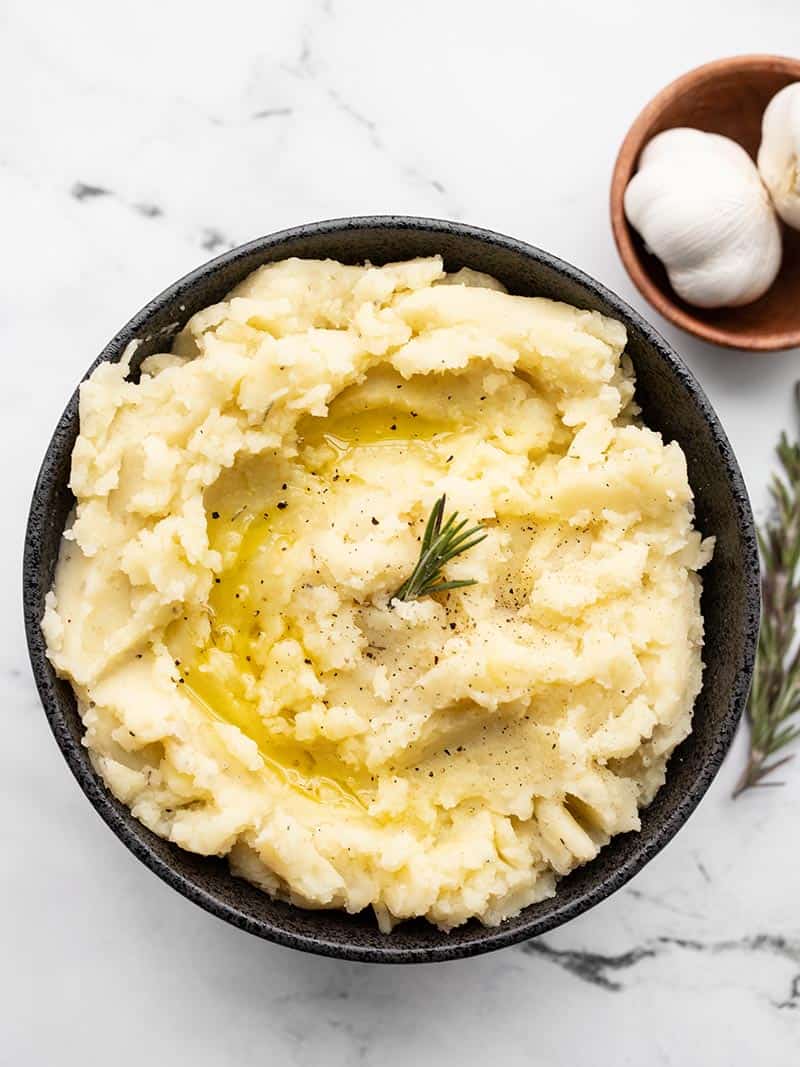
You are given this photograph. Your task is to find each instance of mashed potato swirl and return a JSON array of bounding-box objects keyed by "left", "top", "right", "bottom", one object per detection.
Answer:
[{"left": 43, "top": 257, "right": 712, "bottom": 931}]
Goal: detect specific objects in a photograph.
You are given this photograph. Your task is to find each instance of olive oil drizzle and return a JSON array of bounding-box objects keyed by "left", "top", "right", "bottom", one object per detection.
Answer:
[{"left": 170, "top": 400, "right": 458, "bottom": 809}]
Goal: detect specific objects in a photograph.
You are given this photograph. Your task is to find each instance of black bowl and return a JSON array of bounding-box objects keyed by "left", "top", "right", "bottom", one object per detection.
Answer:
[{"left": 23, "top": 217, "right": 759, "bottom": 963}]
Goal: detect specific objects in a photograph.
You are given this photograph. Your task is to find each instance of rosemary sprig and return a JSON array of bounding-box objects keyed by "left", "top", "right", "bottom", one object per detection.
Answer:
[
  {"left": 734, "top": 383, "right": 800, "bottom": 797},
  {"left": 392, "top": 494, "right": 487, "bottom": 603}
]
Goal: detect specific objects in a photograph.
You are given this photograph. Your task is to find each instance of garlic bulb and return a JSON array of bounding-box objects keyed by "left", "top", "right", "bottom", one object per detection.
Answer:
[
  {"left": 624, "top": 127, "right": 781, "bottom": 308},
  {"left": 757, "top": 82, "right": 800, "bottom": 230}
]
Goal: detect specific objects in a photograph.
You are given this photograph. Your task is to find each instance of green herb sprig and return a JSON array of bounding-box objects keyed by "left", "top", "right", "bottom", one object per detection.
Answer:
[
  {"left": 734, "top": 384, "right": 800, "bottom": 797},
  {"left": 392, "top": 495, "right": 487, "bottom": 603}
]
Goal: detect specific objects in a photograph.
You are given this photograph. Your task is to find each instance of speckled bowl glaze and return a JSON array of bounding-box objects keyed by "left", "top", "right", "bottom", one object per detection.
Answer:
[{"left": 23, "top": 217, "right": 759, "bottom": 963}]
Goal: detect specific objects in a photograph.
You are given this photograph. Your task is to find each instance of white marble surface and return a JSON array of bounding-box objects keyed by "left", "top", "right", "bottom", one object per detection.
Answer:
[{"left": 3, "top": 1, "right": 800, "bottom": 1063}]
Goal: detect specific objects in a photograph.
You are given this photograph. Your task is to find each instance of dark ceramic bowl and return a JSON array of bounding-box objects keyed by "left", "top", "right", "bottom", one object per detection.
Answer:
[{"left": 24, "top": 217, "right": 759, "bottom": 963}]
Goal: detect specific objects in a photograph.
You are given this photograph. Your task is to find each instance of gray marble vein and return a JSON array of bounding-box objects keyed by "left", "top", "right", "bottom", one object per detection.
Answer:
[
  {"left": 522, "top": 933, "right": 800, "bottom": 1003},
  {"left": 3, "top": 0, "right": 800, "bottom": 1064}
]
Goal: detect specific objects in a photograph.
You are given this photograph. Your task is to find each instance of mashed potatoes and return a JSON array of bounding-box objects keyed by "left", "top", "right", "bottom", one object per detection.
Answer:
[{"left": 43, "top": 256, "right": 712, "bottom": 931}]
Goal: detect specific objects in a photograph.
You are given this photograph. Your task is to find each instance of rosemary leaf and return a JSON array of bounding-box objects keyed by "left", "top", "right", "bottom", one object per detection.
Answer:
[
  {"left": 734, "top": 383, "right": 800, "bottom": 797},
  {"left": 392, "top": 495, "right": 487, "bottom": 604}
]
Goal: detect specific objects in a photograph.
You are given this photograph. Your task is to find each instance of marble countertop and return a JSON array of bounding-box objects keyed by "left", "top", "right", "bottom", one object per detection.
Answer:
[{"left": 3, "top": 1, "right": 799, "bottom": 1063}]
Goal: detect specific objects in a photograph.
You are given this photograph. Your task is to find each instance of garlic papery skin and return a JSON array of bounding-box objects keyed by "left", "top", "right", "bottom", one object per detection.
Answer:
[
  {"left": 624, "top": 127, "right": 782, "bottom": 308},
  {"left": 757, "top": 82, "right": 800, "bottom": 230}
]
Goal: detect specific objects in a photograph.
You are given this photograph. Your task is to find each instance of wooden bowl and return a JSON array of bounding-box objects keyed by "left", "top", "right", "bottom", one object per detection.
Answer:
[{"left": 611, "top": 54, "right": 800, "bottom": 352}]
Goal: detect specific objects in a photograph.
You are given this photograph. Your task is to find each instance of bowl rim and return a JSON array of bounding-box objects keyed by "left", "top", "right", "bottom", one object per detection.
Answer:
[
  {"left": 610, "top": 52, "right": 800, "bottom": 352},
  {"left": 23, "top": 215, "right": 759, "bottom": 963}
]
